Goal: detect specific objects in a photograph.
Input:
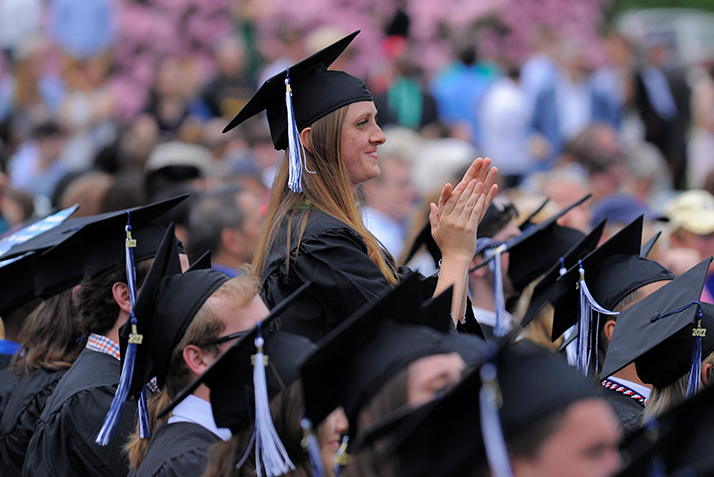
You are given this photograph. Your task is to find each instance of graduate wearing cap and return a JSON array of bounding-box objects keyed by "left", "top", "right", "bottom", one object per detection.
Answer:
[
  {"left": 345, "top": 340, "right": 621, "bottom": 477},
  {"left": 230, "top": 31, "right": 497, "bottom": 343},
  {"left": 467, "top": 199, "right": 520, "bottom": 338},
  {"left": 23, "top": 197, "right": 187, "bottom": 477},
  {"left": 553, "top": 216, "right": 674, "bottom": 433},
  {"left": 119, "top": 226, "right": 270, "bottom": 477},
  {"left": 601, "top": 258, "right": 714, "bottom": 424}
]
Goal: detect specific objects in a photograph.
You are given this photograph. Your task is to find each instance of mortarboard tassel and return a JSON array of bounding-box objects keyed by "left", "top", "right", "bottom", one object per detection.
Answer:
[
  {"left": 285, "top": 68, "right": 314, "bottom": 193},
  {"left": 576, "top": 260, "right": 619, "bottom": 376},
  {"left": 333, "top": 435, "right": 350, "bottom": 477},
  {"left": 96, "top": 212, "right": 149, "bottom": 445},
  {"left": 479, "top": 362, "right": 514, "bottom": 477},
  {"left": 253, "top": 323, "right": 295, "bottom": 477},
  {"left": 650, "top": 301, "right": 704, "bottom": 399},
  {"left": 488, "top": 244, "right": 509, "bottom": 337},
  {"left": 300, "top": 417, "right": 326, "bottom": 477},
  {"left": 559, "top": 257, "right": 567, "bottom": 276}
]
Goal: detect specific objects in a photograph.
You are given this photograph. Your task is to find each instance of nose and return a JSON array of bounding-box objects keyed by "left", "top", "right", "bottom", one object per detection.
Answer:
[
  {"left": 333, "top": 407, "right": 349, "bottom": 433},
  {"left": 372, "top": 125, "right": 386, "bottom": 146}
]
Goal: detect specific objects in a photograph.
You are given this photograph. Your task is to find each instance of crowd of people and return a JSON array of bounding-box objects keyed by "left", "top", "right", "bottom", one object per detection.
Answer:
[{"left": 2, "top": 2, "right": 714, "bottom": 477}]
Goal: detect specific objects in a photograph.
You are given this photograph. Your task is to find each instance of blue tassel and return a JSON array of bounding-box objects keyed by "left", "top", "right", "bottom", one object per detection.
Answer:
[
  {"left": 139, "top": 389, "right": 150, "bottom": 438},
  {"left": 479, "top": 362, "right": 514, "bottom": 477},
  {"left": 687, "top": 307, "right": 705, "bottom": 398},
  {"left": 575, "top": 261, "right": 619, "bottom": 376},
  {"left": 253, "top": 323, "right": 295, "bottom": 477},
  {"left": 300, "top": 417, "right": 326, "bottom": 477},
  {"left": 285, "top": 68, "right": 314, "bottom": 193},
  {"left": 559, "top": 256, "right": 567, "bottom": 276},
  {"left": 95, "top": 212, "right": 148, "bottom": 445},
  {"left": 488, "top": 245, "right": 509, "bottom": 337},
  {"left": 333, "top": 435, "right": 349, "bottom": 477}
]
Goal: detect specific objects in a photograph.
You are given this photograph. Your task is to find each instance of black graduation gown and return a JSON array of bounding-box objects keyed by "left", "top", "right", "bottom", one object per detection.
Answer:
[
  {"left": 23, "top": 348, "right": 137, "bottom": 477},
  {"left": 132, "top": 422, "right": 220, "bottom": 477},
  {"left": 0, "top": 368, "right": 66, "bottom": 476},
  {"left": 602, "top": 385, "right": 645, "bottom": 435},
  {"left": 0, "top": 367, "right": 17, "bottom": 418},
  {"left": 262, "top": 209, "right": 483, "bottom": 342},
  {"left": 261, "top": 209, "right": 396, "bottom": 343}
]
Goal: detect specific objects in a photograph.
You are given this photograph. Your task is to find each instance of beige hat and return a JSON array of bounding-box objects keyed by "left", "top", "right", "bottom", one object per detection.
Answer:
[
  {"left": 665, "top": 190, "right": 714, "bottom": 235},
  {"left": 145, "top": 141, "right": 215, "bottom": 176}
]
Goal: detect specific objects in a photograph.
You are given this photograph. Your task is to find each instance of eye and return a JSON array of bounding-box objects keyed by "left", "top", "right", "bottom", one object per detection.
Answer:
[{"left": 357, "top": 119, "right": 368, "bottom": 127}]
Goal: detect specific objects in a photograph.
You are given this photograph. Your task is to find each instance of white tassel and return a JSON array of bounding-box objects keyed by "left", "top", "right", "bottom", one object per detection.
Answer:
[
  {"left": 252, "top": 328, "right": 295, "bottom": 477},
  {"left": 285, "top": 70, "right": 314, "bottom": 193},
  {"left": 575, "top": 261, "right": 618, "bottom": 376},
  {"left": 479, "top": 363, "right": 514, "bottom": 477},
  {"left": 488, "top": 245, "right": 509, "bottom": 337}
]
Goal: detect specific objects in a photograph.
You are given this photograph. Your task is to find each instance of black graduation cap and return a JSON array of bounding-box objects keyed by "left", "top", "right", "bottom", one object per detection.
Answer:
[
  {"left": 470, "top": 194, "right": 591, "bottom": 272},
  {"left": 0, "top": 253, "right": 36, "bottom": 317},
  {"left": 223, "top": 30, "right": 372, "bottom": 151},
  {"left": 300, "top": 273, "right": 485, "bottom": 438},
  {"left": 368, "top": 340, "right": 599, "bottom": 477},
  {"left": 520, "top": 219, "right": 606, "bottom": 328},
  {"left": 401, "top": 200, "right": 518, "bottom": 268},
  {"left": 157, "top": 282, "right": 314, "bottom": 424},
  {"left": 551, "top": 215, "right": 675, "bottom": 341},
  {"left": 600, "top": 257, "right": 714, "bottom": 389},
  {"left": 43, "top": 195, "right": 189, "bottom": 280},
  {"left": 118, "top": 223, "right": 230, "bottom": 400},
  {"left": 614, "top": 377, "right": 714, "bottom": 476}
]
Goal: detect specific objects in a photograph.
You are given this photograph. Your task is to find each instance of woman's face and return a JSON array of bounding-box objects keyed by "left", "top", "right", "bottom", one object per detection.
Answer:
[
  {"left": 340, "top": 101, "right": 386, "bottom": 192},
  {"left": 407, "top": 352, "right": 466, "bottom": 407},
  {"left": 318, "top": 407, "right": 349, "bottom": 475}
]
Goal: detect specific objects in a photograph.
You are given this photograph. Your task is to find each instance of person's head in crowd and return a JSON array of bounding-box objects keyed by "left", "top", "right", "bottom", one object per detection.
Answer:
[
  {"left": 356, "top": 341, "right": 621, "bottom": 477},
  {"left": 144, "top": 141, "right": 215, "bottom": 202},
  {"left": 531, "top": 166, "right": 593, "bottom": 233},
  {"left": 590, "top": 193, "right": 662, "bottom": 244},
  {"left": 623, "top": 140, "right": 671, "bottom": 205},
  {"left": 1, "top": 186, "right": 35, "bottom": 228},
  {"left": 187, "top": 185, "right": 264, "bottom": 274},
  {"left": 212, "top": 34, "right": 248, "bottom": 82},
  {"left": 202, "top": 118, "right": 234, "bottom": 160},
  {"left": 665, "top": 190, "right": 714, "bottom": 266},
  {"left": 561, "top": 123, "right": 626, "bottom": 203},
  {"left": 118, "top": 113, "right": 160, "bottom": 170},
  {"left": 58, "top": 171, "right": 113, "bottom": 218},
  {"left": 411, "top": 137, "right": 477, "bottom": 202},
  {"left": 360, "top": 154, "right": 416, "bottom": 225},
  {"left": 601, "top": 259, "right": 714, "bottom": 422},
  {"left": 100, "top": 169, "right": 146, "bottom": 213}
]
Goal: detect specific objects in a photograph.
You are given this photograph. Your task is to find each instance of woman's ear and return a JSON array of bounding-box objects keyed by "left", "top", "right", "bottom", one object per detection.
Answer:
[
  {"left": 701, "top": 362, "right": 713, "bottom": 385},
  {"left": 300, "top": 127, "right": 312, "bottom": 154}
]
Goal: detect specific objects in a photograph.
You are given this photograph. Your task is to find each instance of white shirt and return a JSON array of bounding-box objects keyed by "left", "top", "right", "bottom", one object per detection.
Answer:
[
  {"left": 472, "top": 306, "right": 513, "bottom": 331},
  {"left": 606, "top": 375, "right": 651, "bottom": 400},
  {"left": 168, "top": 394, "right": 232, "bottom": 441}
]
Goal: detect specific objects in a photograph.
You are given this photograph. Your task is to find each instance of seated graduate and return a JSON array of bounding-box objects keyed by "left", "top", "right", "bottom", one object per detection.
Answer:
[
  {"left": 161, "top": 307, "right": 318, "bottom": 477},
  {"left": 553, "top": 216, "right": 674, "bottom": 433},
  {"left": 0, "top": 209, "right": 89, "bottom": 477},
  {"left": 300, "top": 273, "right": 485, "bottom": 476},
  {"left": 226, "top": 31, "right": 497, "bottom": 343},
  {"left": 469, "top": 195, "right": 590, "bottom": 339},
  {"left": 23, "top": 196, "right": 187, "bottom": 477},
  {"left": 346, "top": 339, "right": 622, "bottom": 477},
  {"left": 119, "top": 224, "right": 270, "bottom": 476},
  {"left": 601, "top": 257, "right": 714, "bottom": 424}
]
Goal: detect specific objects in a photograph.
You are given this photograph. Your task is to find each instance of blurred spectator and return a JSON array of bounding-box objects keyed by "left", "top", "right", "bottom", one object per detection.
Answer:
[
  {"left": 478, "top": 64, "right": 538, "bottom": 187},
  {"left": 1, "top": 186, "right": 34, "bottom": 228},
  {"left": 0, "top": 0, "right": 42, "bottom": 62},
  {"left": 664, "top": 190, "right": 714, "bottom": 302},
  {"left": 0, "top": 145, "right": 8, "bottom": 235},
  {"left": 46, "top": 0, "right": 117, "bottom": 60},
  {"left": 8, "top": 120, "right": 67, "bottom": 201},
  {"left": 520, "top": 26, "right": 560, "bottom": 108},
  {"left": 376, "top": 52, "right": 438, "bottom": 131},
  {"left": 198, "top": 34, "right": 256, "bottom": 121},
  {"left": 144, "top": 56, "right": 197, "bottom": 136},
  {"left": 590, "top": 193, "right": 662, "bottom": 243},
  {"left": 688, "top": 62, "right": 714, "bottom": 190},
  {"left": 429, "top": 34, "right": 498, "bottom": 145},
  {"left": 58, "top": 55, "right": 117, "bottom": 171},
  {"left": 531, "top": 41, "right": 618, "bottom": 163},
  {"left": 526, "top": 166, "right": 592, "bottom": 234},
  {"left": 57, "top": 170, "right": 113, "bottom": 217},
  {"left": 144, "top": 141, "right": 215, "bottom": 202},
  {"left": 631, "top": 38, "right": 690, "bottom": 190},
  {"left": 590, "top": 31, "right": 632, "bottom": 133},
  {"left": 0, "top": 36, "right": 65, "bottom": 138},
  {"left": 361, "top": 155, "right": 416, "bottom": 260},
  {"left": 622, "top": 139, "right": 672, "bottom": 211},
  {"left": 100, "top": 168, "right": 145, "bottom": 213},
  {"left": 411, "top": 138, "right": 478, "bottom": 201},
  {"left": 258, "top": 27, "right": 305, "bottom": 85},
  {"left": 187, "top": 185, "right": 263, "bottom": 275}
]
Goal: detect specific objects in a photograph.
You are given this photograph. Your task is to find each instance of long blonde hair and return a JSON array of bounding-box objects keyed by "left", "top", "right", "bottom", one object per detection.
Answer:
[
  {"left": 642, "top": 350, "right": 714, "bottom": 422},
  {"left": 253, "top": 105, "right": 398, "bottom": 286}
]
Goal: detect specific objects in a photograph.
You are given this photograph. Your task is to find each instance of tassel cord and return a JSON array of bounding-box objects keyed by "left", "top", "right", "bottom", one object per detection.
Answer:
[{"left": 479, "top": 363, "right": 514, "bottom": 477}]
